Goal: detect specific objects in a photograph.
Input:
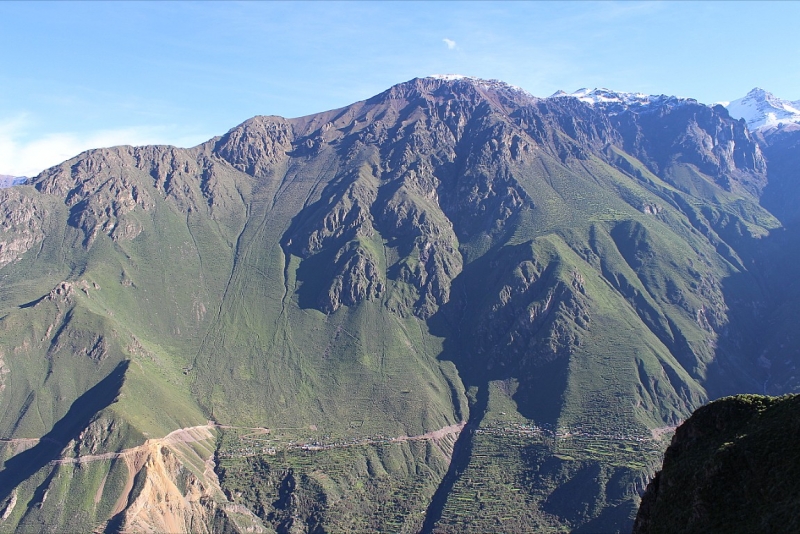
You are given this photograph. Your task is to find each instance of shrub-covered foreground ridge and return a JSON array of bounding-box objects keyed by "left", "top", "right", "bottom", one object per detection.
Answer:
[{"left": 633, "top": 394, "right": 800, "bottom": 534}]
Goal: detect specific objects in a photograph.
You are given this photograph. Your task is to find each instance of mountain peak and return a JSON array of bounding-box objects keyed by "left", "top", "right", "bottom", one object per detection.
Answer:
[
  {"left": 744, "top": 87, "right": 768, "bottom": 98},
  {"left": 724, "top": 88, "right": 800, "bottom": 131},
  {"left": 427, "top": 74, "right": 471, "bottom": 81},
  {"left": 550, "top": 87, "right": 650, "bottom": 105}
]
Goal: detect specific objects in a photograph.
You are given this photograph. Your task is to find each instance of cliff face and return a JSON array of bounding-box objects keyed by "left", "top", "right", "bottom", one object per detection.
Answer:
[
  {"left": 612, "top": 101, "right": 767, "bottom": 196},
  {"left": 757, "top": 124, "right": 800, "bottom": 223},
  {"left": 633, "top": 394, "right": 800, "bottom": 534},
  {"left": 109, "top": 428, "right": 268, "bottom": 534}
]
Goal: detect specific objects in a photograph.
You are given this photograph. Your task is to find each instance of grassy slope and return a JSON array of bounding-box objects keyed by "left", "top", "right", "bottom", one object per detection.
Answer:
[{"left": 0, "top": 141, "right": 467, "bottom": 532}]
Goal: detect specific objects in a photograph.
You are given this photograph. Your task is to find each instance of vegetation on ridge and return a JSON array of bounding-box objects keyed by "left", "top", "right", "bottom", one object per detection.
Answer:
[{"left": 633, "top": 394, "right": 800, "bottom": 534}]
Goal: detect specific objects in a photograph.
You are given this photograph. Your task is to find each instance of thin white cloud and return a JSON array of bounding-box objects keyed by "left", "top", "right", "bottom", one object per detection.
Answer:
[
  {"left": 0, "top": 118, "right": 209, "bottom": 177},
  {"left": 443, "top": 38, "right": 457, "bottom": 50}
]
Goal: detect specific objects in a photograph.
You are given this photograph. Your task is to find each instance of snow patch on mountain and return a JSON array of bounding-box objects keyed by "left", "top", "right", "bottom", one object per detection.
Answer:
[
  {"left": 724, "top": 88, "right": 800, "bottom": 131},
  {"left": 429, "top": 74, "right": 470, "bottom": 81},
  {"left": 550, "top": 87, "right": 652, "bottom": 106},
  {"left": 549, "top": 88, "right": 697, "bottom": 114}
]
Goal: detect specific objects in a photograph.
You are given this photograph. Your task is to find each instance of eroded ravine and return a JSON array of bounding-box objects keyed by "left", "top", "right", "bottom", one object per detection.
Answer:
[{"left": 420, "top": 383, "right": 488, "bottom": 533}]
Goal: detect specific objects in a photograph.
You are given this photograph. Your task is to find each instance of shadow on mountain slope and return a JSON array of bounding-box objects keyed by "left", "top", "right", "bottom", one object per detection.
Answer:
[
  {"left": 421, "top": 241, "right": 574, "bottom": 532},
  {"left": 419, "top": 253, "right": 491, "bottom": 533},
  {"left": 0, "top": 360, "right": 129, "bottom": 504},
  {"left": 707, "top": 219, "right": 800, "bottom": 399}
]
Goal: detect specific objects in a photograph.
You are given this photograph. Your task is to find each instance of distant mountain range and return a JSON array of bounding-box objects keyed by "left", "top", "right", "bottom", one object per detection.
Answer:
[
  {"left": 0, "top": 76, "right": 798, "bottom": 533},
  {"left": 550, "top": 87, "right": 699, "bottom": 111},
  {"left": 552, "top": 86, "right": 800, "bottom": 132},
  {"left": 0, "top": 175, "right": 26, "bottom": 188},
  {"left": 3, "top": 85, "right": 796, "bottom": 183}
]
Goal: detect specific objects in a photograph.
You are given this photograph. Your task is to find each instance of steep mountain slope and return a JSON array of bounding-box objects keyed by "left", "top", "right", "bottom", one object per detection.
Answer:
[
  {"left": 0, "top": 77, "right": 792, "bottom": 533},
  {"left": 633, "top": 394, "right": 800, "bottom": 534}
]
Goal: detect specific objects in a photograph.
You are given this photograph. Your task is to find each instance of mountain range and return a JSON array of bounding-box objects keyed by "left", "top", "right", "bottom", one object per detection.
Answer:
[
  {"left": 0, "top": 77, "right": 798, "bottom": 533},
  {"left": 0, "top": 176, "right": 27, "bottom": 189}
]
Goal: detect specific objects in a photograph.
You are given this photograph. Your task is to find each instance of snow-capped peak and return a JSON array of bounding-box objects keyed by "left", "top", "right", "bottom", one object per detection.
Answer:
[{"left": 724, "top": 88, "right": 800, "bottom": 131}]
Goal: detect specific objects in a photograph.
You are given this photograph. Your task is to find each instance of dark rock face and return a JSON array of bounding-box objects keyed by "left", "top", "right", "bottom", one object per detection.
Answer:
[
  {"left": 633, "top": 394, "right": 800, "bottom": 534},
  {"left": 756, "top": 124, "right": 800, "bottom": 223},
  {"left": 611, "top": 100, "right": 767, "bottom": 196}
]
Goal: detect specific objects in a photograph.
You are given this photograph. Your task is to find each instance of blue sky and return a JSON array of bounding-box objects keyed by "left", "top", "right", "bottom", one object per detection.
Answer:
[{"left": 2, "top": 1, "right": 798, "bottom": 176}]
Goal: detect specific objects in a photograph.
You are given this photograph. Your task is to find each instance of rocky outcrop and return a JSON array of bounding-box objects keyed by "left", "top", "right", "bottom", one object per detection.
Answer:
[
  {"left": 319, "top": 240, "right": 385, "bottom": 313},
  {"left": 215, "top": 115, "right": 293, "bottom": 178},
  {"left": 117, "top": 441, "right": 222, "bottom": 534},
  {"left": 35, "top": 149, "right": 155, "bottom": 246},
  {"left": 72, "top": 423, "right": 267, "bottom": 534},
  {"left": 31, "top": 142, "right": 253, "bottom": 248},
  {"left": 633, "top": 394, "right": 800, "bottom": 534},
  {"left": 478, "top": 252, "right": 590, "bottom": 373},
  {"left": 0, "top": 188, "right": 45, "bottom": 267},
  {"left": 292, "top": 166, "right": 379, "bottom": 257},
  {"left": 377, "top": 184, "right": 462, "bottom": 318}
]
